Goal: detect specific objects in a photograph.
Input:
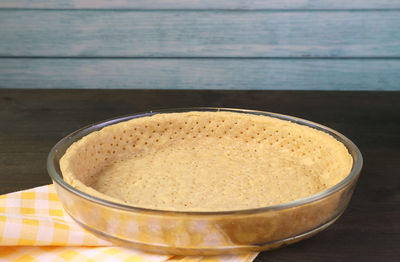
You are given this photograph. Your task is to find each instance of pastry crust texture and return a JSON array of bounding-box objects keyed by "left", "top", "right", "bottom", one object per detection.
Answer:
[{"left": 60, "top": 111, "right": 352, "bottom": 212}]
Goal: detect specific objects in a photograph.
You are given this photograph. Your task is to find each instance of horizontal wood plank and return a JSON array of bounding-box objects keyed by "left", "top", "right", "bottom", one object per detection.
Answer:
[
  {"left": 0, "top": 58, "right": 398, "bottom": 90},
  {"left": 1, "top": 0, "right": 400, "bottom": 10},
  {"left": 0, "top": 11, "right": 399, "bottom": 57}
]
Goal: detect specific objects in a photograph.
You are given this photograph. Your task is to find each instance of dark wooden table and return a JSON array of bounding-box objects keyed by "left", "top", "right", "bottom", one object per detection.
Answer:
[{"left": 0, "top": 89, "right": 399, "bottom": 261}]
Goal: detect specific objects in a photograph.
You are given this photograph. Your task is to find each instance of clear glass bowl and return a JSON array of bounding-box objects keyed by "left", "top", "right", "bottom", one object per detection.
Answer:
[{"left": 47, "top": 108, "right": 362, "bottom": 255}]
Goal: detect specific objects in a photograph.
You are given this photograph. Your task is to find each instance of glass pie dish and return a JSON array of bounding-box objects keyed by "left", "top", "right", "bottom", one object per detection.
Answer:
[{"left": 47, "top": 108, "right": 362, "bottom": 255}]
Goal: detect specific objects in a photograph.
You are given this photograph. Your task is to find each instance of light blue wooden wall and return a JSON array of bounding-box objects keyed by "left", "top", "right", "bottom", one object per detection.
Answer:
[{"left": 0, "top": 0, "right": 399, "bottom": 90}]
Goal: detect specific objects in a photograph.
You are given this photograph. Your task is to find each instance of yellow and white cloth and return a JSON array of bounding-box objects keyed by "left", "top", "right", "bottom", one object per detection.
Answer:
[{"left": 0, "top": 185, "right": 258, "bottom": 262}]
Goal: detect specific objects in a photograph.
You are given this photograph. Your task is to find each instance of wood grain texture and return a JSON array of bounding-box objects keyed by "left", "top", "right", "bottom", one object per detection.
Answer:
[
  {"left": 0, "top": 89, "right": 399, "bottom": 261},
  {"left": 1, "top": 10, "right": 399, "bottom": 57},
  {"left": 1, "top": 58, "right": 399, "bottom": 90},
  {"left": 1, "top": 0, "right": 400, "bottom": 10}
]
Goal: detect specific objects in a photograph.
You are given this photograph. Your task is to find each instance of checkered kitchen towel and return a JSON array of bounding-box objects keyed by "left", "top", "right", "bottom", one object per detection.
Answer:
[{"left": 0, "top": 185, "right": 258, "bottom": 262}]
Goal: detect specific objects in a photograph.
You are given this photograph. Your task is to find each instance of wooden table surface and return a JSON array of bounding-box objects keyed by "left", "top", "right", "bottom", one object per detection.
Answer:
[{"left": 0, "top": 89, "right": 399, "bottom": 261}]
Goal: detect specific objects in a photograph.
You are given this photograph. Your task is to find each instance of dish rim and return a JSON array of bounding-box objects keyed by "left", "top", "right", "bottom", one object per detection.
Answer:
[{"left": 47, "top": 107, "right": 363, "bottom": 215}]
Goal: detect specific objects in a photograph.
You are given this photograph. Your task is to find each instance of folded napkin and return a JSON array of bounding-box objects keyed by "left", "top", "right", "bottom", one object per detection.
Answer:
[{"left": 0, "top": 185, "right": 258, "bottom": 262}]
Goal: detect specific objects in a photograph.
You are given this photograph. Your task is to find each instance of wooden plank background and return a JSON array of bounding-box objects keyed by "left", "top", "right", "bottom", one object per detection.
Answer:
[
  {"left": 1, "top": 0, "right": 400, "bottom": 10},
  {"left": 0, "top": 1, "right": 399, "bottom": 90},
  {"left": 1, "top": 11, "right": 399, "bottom": 57},
  {"left": 1, "top": 59, "right": 399, "bottom": 90}
]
